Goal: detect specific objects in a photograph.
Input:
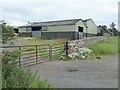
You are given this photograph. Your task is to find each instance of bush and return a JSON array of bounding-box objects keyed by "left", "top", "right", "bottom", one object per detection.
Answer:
[{"left": 2, "top": 51, "right": 55, "bottom": 88}]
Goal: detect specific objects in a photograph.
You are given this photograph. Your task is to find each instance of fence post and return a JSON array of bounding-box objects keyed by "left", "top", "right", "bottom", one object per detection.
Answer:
[
  {"left": 49, "top": 45, "right": 52, "bottom": 60},
  {"left": 19, "top": 46, "right": 21, "bottom": 67},
  {"left": 65, "top": 42, "right": 68, "bottom": 56},
  {"left": 36, "top": 45, "right": 38, "bottom": 64}
]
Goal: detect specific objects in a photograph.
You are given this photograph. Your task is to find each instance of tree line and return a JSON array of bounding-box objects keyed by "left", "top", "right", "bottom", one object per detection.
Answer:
[{"left": 98, "top": 22, "right": 120, "bottom": 36}]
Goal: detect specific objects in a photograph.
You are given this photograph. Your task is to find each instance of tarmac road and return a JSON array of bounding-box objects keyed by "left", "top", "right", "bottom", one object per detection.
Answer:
[{"left": 26, "top": 55, "right": 118, "bottom": 88}]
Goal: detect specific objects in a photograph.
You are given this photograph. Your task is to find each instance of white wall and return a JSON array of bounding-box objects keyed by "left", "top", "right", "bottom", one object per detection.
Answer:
[
  {"left": 86, "top": 20, "right": 97, "bottom": 34},
  {"left": 19, "top": 27, "right": 31, "bottom": 33},
  {"left": 75, "top": 20, "right": 86, "bottom": 33}
]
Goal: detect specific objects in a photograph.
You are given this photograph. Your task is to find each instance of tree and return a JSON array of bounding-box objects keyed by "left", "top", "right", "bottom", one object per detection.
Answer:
[
  {"left": 1, "top": 22, "right": 15, "bottom": 44},
  {"left": 118, "top": 31, "right": 120, "bottom": 36},
  {"left": 109, "top": 22, "right": 118, "bottom": 36},
  {"left": 110, "top": 22, "right": 116, "bottom": 29},
  {"left": 98, "top": 25, "right": 109, "bottom": 36}
]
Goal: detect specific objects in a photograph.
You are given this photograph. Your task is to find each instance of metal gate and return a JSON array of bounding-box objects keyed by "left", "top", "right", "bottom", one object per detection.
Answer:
[
  {"left": 2, "top": 43, "right": 65, "bottom": 67},
  {"left": 2, "top": 44, "right": 50, "bottom": 66}
]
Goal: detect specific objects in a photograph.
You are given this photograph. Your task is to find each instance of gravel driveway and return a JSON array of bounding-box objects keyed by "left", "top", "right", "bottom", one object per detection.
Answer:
[{"left": 26, "top": 55, "right": 118, "bottom": 88}]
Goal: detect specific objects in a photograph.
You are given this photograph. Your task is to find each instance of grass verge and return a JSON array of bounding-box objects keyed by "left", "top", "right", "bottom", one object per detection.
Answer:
[{"left": 89, "top": 36, "right": 118, "bottom": 55}]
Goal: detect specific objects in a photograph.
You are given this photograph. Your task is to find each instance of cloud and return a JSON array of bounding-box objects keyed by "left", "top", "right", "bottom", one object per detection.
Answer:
[{"left": 1, "top": 0, "right": 119, "bottom": 27}]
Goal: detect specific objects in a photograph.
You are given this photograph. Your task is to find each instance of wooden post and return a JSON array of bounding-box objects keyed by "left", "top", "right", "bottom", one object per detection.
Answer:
[
  {"left": 19, "top": 46, "right": 21, "bottom": 67},
  {"left": 49, "top": 45, "right": 52, "bottom": 60},
  {"left": 36, "top": 45, "right": 38, "bottom": 64}
]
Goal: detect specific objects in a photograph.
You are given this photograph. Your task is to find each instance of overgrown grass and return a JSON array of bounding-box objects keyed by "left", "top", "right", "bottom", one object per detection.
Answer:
[
  {"left": 89, "top": 36, "right": 118, "bottom": 55},
  {"left": 14, "top": 37, "right": 66, "bottom": 60},
  {"left": 14, "top": 36, "right": 68, "bottom": 45}
]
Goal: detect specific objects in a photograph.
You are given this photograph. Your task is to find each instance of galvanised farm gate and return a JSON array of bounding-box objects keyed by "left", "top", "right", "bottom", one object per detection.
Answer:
[{"left": 2, "top": 43, "right": 68, "bottom": 67}]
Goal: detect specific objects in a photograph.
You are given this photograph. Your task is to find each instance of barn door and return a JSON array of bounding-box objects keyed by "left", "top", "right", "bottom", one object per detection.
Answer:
[
  {"left": 32, "top": 30, "right": 41, "bottom": 38},
  {"left": 32, "top": 27, "right": 42, "bottom": 38},
  {"left": 78, "top": 32, "right": 83, "bottom": 39},
  {"left": 78, "top": 26, "right": 84, "bottom": 39}
]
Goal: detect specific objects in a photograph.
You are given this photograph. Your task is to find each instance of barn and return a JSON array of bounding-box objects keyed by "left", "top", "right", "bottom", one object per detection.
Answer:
[{"left": 18, "top": 19, "right": 97, "bottom": 39}]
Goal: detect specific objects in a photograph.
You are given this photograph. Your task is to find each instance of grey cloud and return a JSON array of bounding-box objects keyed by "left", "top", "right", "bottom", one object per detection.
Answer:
[{"left": 1, "top": 0, "right": 118, "bottom": 26}]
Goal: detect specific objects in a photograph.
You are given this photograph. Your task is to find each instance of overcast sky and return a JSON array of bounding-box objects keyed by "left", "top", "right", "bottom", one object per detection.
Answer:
[{"left": 1, "top": 0, "right": 118, "bottom": 28}]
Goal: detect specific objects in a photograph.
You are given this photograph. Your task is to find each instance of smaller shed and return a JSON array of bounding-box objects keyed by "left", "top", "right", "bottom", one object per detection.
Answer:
[{"left": 83, "top": 19, "right": 98, "bottom": 37}]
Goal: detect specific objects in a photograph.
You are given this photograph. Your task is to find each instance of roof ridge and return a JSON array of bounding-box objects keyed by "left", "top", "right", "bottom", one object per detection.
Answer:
[
  {"left": 32, "top": 18, "right": 81, "bottom": 24},
  {"left": 82, "top": 18, "right": 92, "bottom": 22}
]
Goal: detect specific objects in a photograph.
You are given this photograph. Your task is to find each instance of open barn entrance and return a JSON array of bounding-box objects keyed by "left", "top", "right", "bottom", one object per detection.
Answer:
[
  {"left": 32, "top": 27, "right": 42, "bottom": 38},
  {"left": 78, "top": 26, "right": 84, "bottom": 39}
]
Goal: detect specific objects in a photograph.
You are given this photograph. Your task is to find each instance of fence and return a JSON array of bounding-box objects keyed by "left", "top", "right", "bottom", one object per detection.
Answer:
[{"left": 2, "top": 43, "right": 65, "bottom": 67}]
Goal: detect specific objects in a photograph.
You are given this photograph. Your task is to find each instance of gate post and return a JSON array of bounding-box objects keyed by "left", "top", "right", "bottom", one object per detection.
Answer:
[
  {"left": 49, "top": 45, "right": 52, "bottom": 60},
  {"left": 36, "top": 45, "right": 38, "bottom": 64},
  {"left": 18, "top": 46, "right": 21, "bottom": 67},
  {"left": 64, "top": 42, "right": 69, "bottom": 56}
]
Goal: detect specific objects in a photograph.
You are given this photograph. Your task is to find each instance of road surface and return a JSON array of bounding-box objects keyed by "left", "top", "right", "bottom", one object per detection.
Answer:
[{"left": 26, "top": 55, "right": 118, "bottom": 88}]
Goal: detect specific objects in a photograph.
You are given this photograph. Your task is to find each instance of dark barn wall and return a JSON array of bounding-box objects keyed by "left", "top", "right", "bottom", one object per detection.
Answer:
[
  {"left": 41, "top": 32, "right": 78, "bottom": 40},
  {"left": 41, "top": 32, "right": 97, "bottom": 40},
  {"left": 32, "top": 27, "right": 42, "bottom": 31},
  {"left": 19, "top": 32, "right": 32, "bottom": 37},
  {"left": 83, "top": 33, "right": 97, "bottom": 38}
]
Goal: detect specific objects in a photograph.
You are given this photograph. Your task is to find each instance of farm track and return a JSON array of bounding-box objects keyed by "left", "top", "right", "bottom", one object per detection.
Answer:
[{"left": 26, "top": 55, "right": 118, "bottom": 88}]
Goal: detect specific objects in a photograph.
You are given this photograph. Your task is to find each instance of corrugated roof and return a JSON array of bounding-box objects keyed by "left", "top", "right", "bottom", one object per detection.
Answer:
[
  {"left": 83, "top": 18, "right": 97, "bottom": 28},
  {"left": 31, "top": 19, "right": 82, "bottom": 26},
  {"left": 20, "top": 19, "right": 82, "bottom": 27},
  {"left": 83, "top": 19, "right": 92, "bottom": 22}
]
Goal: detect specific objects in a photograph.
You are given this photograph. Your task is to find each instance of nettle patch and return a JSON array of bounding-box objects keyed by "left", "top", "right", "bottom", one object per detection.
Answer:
[{"left": 68, "top": 47, "right": 94, "bottom": 59}]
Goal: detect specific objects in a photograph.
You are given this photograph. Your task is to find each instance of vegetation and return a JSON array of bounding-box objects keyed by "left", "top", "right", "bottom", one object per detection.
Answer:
[
  {"left": 89, "top": 37, "right": 118, "bottom": 55},
  {"left": 16, "top": 36, "right": 119, "bottom": 61},
  {"left": 98, "top": 22, "right": 119, "bottom": 36},
  {"left": 1, "top": 23, "right": 15, "bottom": 44},
  {"left": 1, "top": 23, "right": 55, "bottom": 88},
  {"left": 2, "top": 51, "right": 55, "bottom": 88},
  {"left": 109, "top": 22, "right": 118, "bottom": 36},
  {"left": 14, "top": 36, "right": 68, "bottom": 45}
]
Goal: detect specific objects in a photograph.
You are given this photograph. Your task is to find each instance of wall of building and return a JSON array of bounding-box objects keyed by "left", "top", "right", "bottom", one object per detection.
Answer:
[
  {"left": 86, "top": 20, "right": 97, "bottom": 34},
  {"left": 19, "top": 32, "right": 32, "bottom": 37},
  {"left": 19, "top": 27, "right": 26, "bottom": 33},
  {"left": 45, "top": 25, "right": 75, "bottom": 32},
  {"left": 42, "top": 31, "right": 77, "bottom": 39},
  {"left": 19, "top": 27, "right": 32, "bottom": 33},
  {"left": 75, "top": 20, "right": 86, "bottom": 33}
]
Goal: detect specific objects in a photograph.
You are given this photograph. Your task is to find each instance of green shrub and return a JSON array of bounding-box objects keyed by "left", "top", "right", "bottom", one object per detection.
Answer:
[{"left": 2, "top": 51, "right": 55, "bottom": 88}]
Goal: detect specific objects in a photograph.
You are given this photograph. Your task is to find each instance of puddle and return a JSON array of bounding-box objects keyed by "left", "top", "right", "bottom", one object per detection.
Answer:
[{"left": 66, "top": 69, "right": 79, "bottom": 72}]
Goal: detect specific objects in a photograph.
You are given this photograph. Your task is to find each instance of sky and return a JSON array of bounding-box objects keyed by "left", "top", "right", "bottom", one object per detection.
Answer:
[{"left": 0, "top": 0, "right": 118, "bottom": 28}]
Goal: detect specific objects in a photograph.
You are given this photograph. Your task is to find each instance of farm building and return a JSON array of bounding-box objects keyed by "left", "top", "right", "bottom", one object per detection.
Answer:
[
  {"left": 18, "top": 19, "right": 98, "bottom": 39},
  {"left": 83, "top": 19, "right": 98, "bottom": 37}
]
